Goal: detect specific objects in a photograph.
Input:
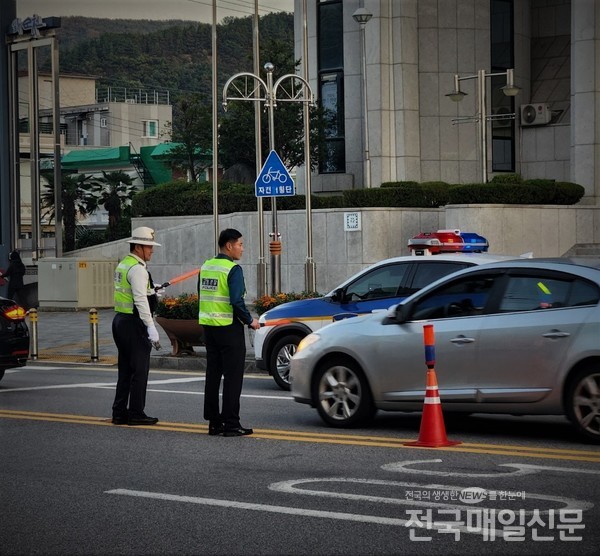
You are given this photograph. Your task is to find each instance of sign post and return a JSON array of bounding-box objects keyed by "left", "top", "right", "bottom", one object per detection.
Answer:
[{"left": 255, "top": 149, "right": 294, "bottom": 293}]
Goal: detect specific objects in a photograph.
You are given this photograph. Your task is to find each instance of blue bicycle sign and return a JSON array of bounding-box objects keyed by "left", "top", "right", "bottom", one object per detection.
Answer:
[{"left": 255, "top": 150, "right": 295, "bottom": 197}]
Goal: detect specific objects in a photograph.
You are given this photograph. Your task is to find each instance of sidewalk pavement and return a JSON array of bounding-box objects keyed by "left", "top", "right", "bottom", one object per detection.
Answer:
[{"left": 29, "top": 308, "right": 257, "bottom": 373}]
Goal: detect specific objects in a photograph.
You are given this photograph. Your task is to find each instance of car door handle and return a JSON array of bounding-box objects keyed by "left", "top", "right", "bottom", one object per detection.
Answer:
[
  {"left": 542, "top": 330, "right": 570, "bottom": 339},
  {"left": 450, "top": 336, "right": 475, "bottom": 344}
]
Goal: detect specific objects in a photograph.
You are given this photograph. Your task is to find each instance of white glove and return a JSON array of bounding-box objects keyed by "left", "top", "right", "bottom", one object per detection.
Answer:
[{"left": 147, "top": 323, "right": 160, "bottom": 343}]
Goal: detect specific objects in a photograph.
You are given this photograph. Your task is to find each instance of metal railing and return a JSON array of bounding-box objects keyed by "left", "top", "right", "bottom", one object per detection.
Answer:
[{"left": 96, "top": 86, "right": 170, "bottom": 105}]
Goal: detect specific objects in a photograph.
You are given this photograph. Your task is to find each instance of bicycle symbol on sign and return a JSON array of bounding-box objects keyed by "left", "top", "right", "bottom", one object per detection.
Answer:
[{"left": 261, "top": 167, "right": 289, "bottom": 184}]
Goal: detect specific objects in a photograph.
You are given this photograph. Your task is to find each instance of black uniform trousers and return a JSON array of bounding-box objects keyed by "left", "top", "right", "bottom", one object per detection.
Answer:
[
  {"left": 203, "top": 320, "right": 246, "bottom": 430},
  {"left": 112, "top": 312, "right": 152, "bottom": 419}
]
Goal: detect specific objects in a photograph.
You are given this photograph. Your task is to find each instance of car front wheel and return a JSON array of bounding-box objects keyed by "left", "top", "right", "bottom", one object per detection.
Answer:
[
  {"left": 269, "top": 334, "right": 302, "bottom": 391},
  {"left": 312, "top": 358, "right": 375, "bottom": 427},
  {"left": 566, "top": 364, "right": 600, "bottom": 443}
]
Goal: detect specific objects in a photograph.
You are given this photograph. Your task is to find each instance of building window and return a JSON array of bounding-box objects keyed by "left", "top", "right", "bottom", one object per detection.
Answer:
[
  {"left": 100, "top": 117, "right": 107, "bottom": 128},
  {"left": 491, "top": 0, "right": 515, "bottom": 172},
  {"left": 142, "top": 120, "right": 158, "bottom": 138},
  {"left": 318, "top": 0, "right": 345, "bottom": 173}
]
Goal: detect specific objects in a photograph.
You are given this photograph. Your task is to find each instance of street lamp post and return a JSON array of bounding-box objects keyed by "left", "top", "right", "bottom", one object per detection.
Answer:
[
  {"left": 251, "top": 0, "right": 267, "bottom": 298},
  {"left": 301, "top": 0, "right": 316, "bottom": 292},
  {"left": 223, "top": 64, "right": 315, "bottom": 294},
  {"left": 353, "top": 7, "right": 373, "bottom": 188},
  {"left": 446, "top": 68, "right": 520, "bottom": 183}
]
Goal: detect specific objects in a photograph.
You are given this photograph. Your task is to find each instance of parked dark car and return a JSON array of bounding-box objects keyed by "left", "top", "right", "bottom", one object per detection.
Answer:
[{"left": 0, "top": 296, "right": 29, "bottom": 381}]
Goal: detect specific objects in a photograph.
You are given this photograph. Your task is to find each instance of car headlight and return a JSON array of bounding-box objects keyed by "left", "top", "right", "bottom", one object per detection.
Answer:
[{"left": 297, "top": 333, "right": 321, "bottom": 353}]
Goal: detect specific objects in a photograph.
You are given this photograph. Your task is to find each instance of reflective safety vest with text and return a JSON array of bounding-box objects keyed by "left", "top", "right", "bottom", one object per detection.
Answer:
[{"left": 198, "top": 257, "right": 236, "bottom": 326}]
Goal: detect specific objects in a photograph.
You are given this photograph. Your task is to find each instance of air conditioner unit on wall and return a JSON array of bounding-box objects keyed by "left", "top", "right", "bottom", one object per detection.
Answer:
[
  {"left": 492, "top": 106, "right": 513, "bottom": 128},
  {"left": 520, "top": 103, "right": 552, "bottom": 126}
]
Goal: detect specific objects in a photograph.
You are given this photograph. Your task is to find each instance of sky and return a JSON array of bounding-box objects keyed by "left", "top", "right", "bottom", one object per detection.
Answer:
[{"left": 17, "top": 0, "right": 294, "bottom": 23}]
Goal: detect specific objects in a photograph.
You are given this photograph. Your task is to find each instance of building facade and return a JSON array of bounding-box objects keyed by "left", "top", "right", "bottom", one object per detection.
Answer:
[
  {"left": 16, "top": 75, "right": 172, "bottom": 250},
  {"left": 294, "top": 0, "right": 599, "bottom": 203}
]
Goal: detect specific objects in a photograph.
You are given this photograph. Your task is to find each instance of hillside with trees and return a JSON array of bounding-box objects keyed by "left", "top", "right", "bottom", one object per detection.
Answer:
[
  {"left": 54, "top": 13, "right": 323, "bottom": 181},
  {"left": 56, "top": 13, "right": 294, "bottom": 100}
]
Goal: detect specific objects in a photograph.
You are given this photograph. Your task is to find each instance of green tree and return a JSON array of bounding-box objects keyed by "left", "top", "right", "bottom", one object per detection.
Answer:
[
  {"left": 162, "top": 94, "right": 212, "bottom": 182},
  {"left": 40, "top": 172, "right": 95, "bottom": 252},
  {"left": 88, "top": 171, "right": 137, "bottom": 241},
  {"left": 218, "top": 38, "right": 326, "bottom": 175}
]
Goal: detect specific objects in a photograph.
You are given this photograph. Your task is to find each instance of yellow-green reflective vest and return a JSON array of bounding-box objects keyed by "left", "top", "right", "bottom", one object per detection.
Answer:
[
  {"left": 114, "top": 254, "right": 144, "bottom": 314},
  {"left": 198, "top": 257, "right": 236, "bottom": 326}
]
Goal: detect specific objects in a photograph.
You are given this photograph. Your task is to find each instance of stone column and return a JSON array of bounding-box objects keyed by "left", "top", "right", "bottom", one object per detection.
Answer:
[{"left": 571, "top": 0, "right": 600, "bottom": 202}]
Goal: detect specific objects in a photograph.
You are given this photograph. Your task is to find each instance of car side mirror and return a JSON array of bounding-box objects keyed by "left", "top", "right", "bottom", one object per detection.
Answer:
[
  {"left": 330, "top": 287, "right": 346, "bottom": 303},
  {"left": 394, "top": 303, "right": 411, "bottom": 323}
]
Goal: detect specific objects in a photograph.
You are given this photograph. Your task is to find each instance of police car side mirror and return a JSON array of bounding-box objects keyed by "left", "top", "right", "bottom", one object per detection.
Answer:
[{"left": 330, "top": 288, "right": 345, "bottom": 303}]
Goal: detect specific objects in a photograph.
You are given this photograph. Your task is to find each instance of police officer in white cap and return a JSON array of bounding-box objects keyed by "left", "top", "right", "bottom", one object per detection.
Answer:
[{"left": 111, "top": 226, "right": 161, "bottom": 426}]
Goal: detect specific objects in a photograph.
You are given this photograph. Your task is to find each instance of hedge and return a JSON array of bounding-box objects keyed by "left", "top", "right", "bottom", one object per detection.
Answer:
[{"left": 131, "top": 175, "right": 585, "bottom": 217}]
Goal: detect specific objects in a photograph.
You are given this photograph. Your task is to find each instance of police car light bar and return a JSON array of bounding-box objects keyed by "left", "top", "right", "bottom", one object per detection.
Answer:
[{"left": 408, "top": 230, "right": 489, "bottom": 255}]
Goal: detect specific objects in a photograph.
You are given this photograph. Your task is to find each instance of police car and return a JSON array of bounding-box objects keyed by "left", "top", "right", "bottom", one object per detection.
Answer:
[{"left": 255, "top": 231, "right": 517, "bottom": 390}]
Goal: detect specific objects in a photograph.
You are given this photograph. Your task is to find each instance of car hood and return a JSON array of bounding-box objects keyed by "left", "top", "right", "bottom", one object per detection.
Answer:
[
  {"left": 317, "top": 310, "right": 383, "bottom": 335},
  {"left": 262, "top": 297, "right": 333, "bottom": 320}
]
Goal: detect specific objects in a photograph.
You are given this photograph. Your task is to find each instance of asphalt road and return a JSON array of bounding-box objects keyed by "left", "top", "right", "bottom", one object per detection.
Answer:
[{"left": 1, "top": 364, "right": 599, "bottom": 555}]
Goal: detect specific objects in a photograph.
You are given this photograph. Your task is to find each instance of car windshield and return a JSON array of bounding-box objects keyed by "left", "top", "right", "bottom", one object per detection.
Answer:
[{"left": 344, "top": 264, "right": 410, "bottom": 301}]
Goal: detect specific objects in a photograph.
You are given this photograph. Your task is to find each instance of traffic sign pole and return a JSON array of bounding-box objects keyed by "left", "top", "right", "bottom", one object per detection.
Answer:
[{"left": 265, "top": 65, "right": 280, "bottom": 294}]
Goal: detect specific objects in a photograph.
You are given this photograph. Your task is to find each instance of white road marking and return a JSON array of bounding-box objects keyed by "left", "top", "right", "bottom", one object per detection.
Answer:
[
  {"left": 237, "top": 393, "right": 291, "bottom": 400},
  {"left": 148, "top": 377, "right": 204, "bottom": 385},
  {"left": 382, "top": 459, "right": 600, "bottom": 477},
  {"left": 0, "top": 382, "right": 118, "bottom": 393},
  {"left": 0, "top": 377, "right": 202, "bottom": 393},
  {"left": 268, "top": 477, "right": 592, "bottom": 514},
  {"left": 106, "top": 485, "right": 590, "bottom": 539},
  {"left": 106, "top": 488, "right": 412, "bottom": 527},
  {"left": 0, "top": 375, "right": 291, "bottom": 401},
  {"left": 142, "top": 389, "right": 290, "bottom": 400},
  {"left": 13, "top": 366, "right": 63, "bottom": 371},
  {"left": 500, "top": 463, "right": 600, "bottom": 475}
]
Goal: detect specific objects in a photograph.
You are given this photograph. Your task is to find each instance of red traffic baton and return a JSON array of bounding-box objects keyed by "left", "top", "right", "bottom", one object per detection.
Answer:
[{"left": 155, "top": 268, "right": 199, "bottom": 290}]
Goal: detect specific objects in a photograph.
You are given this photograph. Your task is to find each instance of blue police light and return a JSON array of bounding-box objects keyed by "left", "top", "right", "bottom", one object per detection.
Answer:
[{"left": 459, "top": 232, "right": 489, "bottom": 252}]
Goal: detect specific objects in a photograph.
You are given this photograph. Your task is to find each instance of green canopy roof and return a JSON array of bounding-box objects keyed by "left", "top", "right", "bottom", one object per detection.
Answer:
[
  {"left": 149, "top": 142, "right": 211, "bottom": 159},
  {"left": 61, "top": 146, "right": 130, "bottom": 169}
]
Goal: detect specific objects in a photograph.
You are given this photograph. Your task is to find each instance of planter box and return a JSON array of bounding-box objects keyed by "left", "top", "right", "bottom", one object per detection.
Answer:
[{"left": 156, "top": 316, "right": 204, "bottom": 356}]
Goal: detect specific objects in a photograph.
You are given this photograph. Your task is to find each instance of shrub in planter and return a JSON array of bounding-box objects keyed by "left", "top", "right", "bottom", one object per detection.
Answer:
[{"left": 155, "top": 293, "right": 199, "bottom": 320}]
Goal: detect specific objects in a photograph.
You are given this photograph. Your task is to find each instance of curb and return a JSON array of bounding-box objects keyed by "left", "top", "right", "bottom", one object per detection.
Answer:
[{"left": 149, "top": 355, "right": 258, "bottom": 373}]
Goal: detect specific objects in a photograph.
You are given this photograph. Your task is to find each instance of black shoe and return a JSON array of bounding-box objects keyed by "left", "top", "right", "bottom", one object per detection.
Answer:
[
  {"left": 223, "top": 427, "right": 253, "bottom": 437},
  {"left": 208, "top": 422, "right": 224, "bottom": 436},
  {"left": 112, "top": 417, "right": 128, "bottom": 425},
  {"left": 128, "top": 415, "right": 159, "bottom": 426}
]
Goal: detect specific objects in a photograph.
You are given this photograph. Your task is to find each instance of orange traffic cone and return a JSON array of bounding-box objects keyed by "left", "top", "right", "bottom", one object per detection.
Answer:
[{"left": 404, "top": 368, "right": 461, "bottom": 448}]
